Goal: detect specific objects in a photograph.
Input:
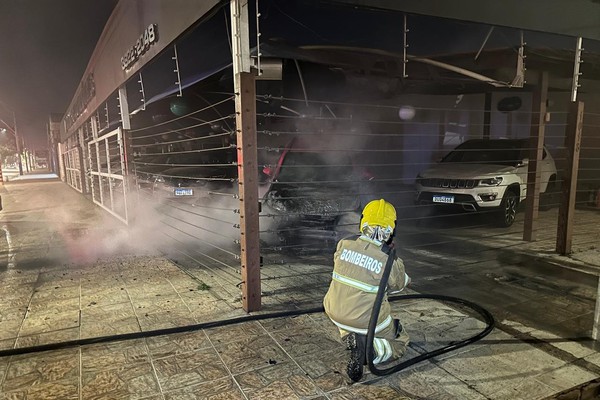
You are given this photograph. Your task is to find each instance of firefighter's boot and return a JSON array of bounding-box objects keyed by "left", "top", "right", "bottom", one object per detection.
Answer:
[{"left": 345, "top": 333, "right": 367, "bottom": 382}]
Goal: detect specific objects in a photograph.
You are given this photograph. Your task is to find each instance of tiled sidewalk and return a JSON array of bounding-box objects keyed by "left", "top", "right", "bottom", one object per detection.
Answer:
[
  {"left": 1, "top": 297, "right": 599, "bottom": 399},
  {"left": 2, "top": 179, "right": 600, "bottom": 399}
]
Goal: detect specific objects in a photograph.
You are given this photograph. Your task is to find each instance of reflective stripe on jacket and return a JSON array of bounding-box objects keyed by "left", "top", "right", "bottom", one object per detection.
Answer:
[{"left": 323, "top": 235, "right": 409, "bottom": 331}]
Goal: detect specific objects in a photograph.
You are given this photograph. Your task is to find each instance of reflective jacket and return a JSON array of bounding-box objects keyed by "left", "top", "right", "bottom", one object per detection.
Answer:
[{"left": 323, "top": 235, "right": 409, "bottom": 334}]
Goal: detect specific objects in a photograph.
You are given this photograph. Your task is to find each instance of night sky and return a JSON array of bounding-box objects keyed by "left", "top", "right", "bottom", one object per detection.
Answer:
[{"left": 0, "top": 0, "right": 117, "bottom": 150}]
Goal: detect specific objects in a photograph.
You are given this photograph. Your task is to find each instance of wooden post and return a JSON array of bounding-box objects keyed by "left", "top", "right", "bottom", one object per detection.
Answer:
[
  {"left": 231, "top": 0, "right": 261, "bottom": 312},
  {"left": 556, "top": 101, "right": 584, "bottom": 255},
  {"left": 523, "top": 72, "right": 548, "bottom": 242},
  {"left": 235, "top": 71, "right": 261, "bottom": 312}
]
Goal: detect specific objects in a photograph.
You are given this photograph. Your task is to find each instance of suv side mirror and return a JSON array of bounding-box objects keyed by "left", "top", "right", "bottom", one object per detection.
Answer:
[{"left": 517, "top": 158, "right": 529, "bottom": 167}]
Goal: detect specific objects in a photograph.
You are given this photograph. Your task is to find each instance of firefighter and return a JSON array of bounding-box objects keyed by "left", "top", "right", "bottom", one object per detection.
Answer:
[{"left": 323, "top": 199, "right": 411, "bottom": 382}]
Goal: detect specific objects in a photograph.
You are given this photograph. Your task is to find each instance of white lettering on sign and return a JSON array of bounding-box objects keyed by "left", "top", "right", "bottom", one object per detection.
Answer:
[
  {"left": 339, "top": 249, "right": 383, "bottom": 274},
  {"left": 121, "top": 24, "right": 158, "bottom": 71}
]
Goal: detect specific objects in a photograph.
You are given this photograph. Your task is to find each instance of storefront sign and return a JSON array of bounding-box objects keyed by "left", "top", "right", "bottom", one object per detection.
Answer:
[{"left": 121, "top": 24, "right": 158, "bottom": 71}]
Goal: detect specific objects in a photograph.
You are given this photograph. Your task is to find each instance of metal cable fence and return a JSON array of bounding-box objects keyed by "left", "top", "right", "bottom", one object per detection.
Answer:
[
  {"left": 252, "top": 88, "right": 599, "bottom": 307},
  {"left": 126, "top": 86, "right": 242, "bottom": 297}
]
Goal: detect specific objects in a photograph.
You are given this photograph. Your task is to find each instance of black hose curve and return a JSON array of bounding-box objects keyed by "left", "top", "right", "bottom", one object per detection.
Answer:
[
  {"left": 365, "top": 248, "right": 495, "bottom": 377},
  {"left": 0, "top": 265, "right": 494, "bottom": 369}
]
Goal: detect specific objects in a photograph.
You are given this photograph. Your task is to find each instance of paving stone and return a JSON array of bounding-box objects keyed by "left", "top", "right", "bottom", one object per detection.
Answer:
[
  {"left": 27, "top": 296, "right": 80, "bottom": 313},
  {"left": 215, "top": 333, "right": 292, "bottom": 375},
  {"left": 329, "top": 383, "right": 412, "bottom": 399},
  {"left": 163, "top": 377, "right": 245, "bottom": 400},
  {"left": 18, "top": 309, "right": 80, "bottom": 336},
  {"left": 16, "top": 327, "right": 79, "bottom": 348},
  {"left": 269, "top": 326, "right": 342, "bottom": 359},
  {"left": 493, "top": 378, "right": 565, "bottom": 400},
  {"left": 0, "top": 378, "right": 79, "bottom": 400},
  {"left": 259, "top": 314, "right": 318, "bottom": 334},
  {"left": 137, "top": 309, "right": 197, "bottom": 331},
  {"left": 293, "top": 348, "right": 349, "bottom": 392},
  {"left": 81, "top": 339, "right": 149, "bottom": 372},
  {"left": 536, "top": 364, "right": 598, "bottom": 392},
  {"left": 527, "top": 328, "right": 596, "bottom": 359},
  {"left": 2, "top": 348, "right": 79, "bottom": 392},
  {"left": 81, "top": 286, "right": 131, "bottom": 307},
  {"left": 153, "top": 347, "right": 229, "bottom": 391},
  {"left": 389, "top": 362, "right": 488, "bottom": 400},
  {"left": 81, "top": 362, "right": 160, "bottom": 399},
  {"left": 236, "top": 361, "right": 322, "bottom": 398},
  {"left": 205, "top": 321, "right": 265, "bottom": 345},
  {"left": 146, "top": 330, "right": 211, "bottom": 359}
]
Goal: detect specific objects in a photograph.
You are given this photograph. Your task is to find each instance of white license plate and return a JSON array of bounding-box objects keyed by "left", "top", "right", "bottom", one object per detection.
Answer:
[
  {"left": 433, "top": 195, "right": 454, "bottom": 204},
  {"left": 174, "top": 188, "right": 193, "bottom": 196}
]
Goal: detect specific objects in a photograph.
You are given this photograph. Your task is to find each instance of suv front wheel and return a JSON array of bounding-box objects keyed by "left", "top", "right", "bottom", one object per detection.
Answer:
[{"left": 496, "top": 191, "right": 518, "bottom": 227}]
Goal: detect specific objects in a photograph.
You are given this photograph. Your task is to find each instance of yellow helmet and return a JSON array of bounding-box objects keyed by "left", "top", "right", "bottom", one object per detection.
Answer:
[{"left": 360, "top": 199, "right": 396, "bottom": 233}]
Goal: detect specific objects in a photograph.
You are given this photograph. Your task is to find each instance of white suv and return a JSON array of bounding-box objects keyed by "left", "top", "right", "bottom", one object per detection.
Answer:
[{"left": 415, "top": 139, "right": 557, "bottom": 227}]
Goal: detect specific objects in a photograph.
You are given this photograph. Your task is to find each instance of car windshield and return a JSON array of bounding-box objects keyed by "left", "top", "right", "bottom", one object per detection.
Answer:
[
  {"left": 442, "top": 140, "right": 527, "bottom": 166},
  {"left": 277, "top": 152, "right": 354, "bottom": 183}
]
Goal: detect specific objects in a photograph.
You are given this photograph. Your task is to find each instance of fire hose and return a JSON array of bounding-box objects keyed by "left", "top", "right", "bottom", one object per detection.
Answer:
[
  {"left": 0, "top": 249, "right": 494, "bottom": 382},
  {"left": 364, "top": 247, "right": 495, "bottom": 378}
]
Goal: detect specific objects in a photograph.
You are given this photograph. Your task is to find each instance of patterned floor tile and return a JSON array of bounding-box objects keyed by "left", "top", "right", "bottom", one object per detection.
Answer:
[
  {"left": 0, "top": 338, "right": 15, "bottom": 352},
  {"left": 163, "top": 376, "right": 245, "bottom": 400},
  {"left": 270, "top": 326, "right": 341, "bottom": 359},
  {"left": 0, "top": 320, "right": 22, "bottom": 341},
  {"left": 81, "top": 286, "right": 131, "bottom": 307},
  {"left": 18, "top": 309, "right": 80, "bottom": 336},
  {"left": 329, "top": 383, "right": 412, "bottom": 400},
  {"left": 27, "top": 296, "right": 80, "bottom": 313},
  {"left": 132, "top": 294, "right": 190, "bottom": 313},
  {"left": 235, "top": 361, "right": 322, "bottom": 399},
  {"left": 137, "top": 310, "right": 197, "bottom": 331},
  {"left": 80, "top": 303, "right": 140, "bottom": 338},
  {"left": 146, "top": 330, "right": 211, "bottom": 359},
  {"left": 81, "top": 339, "right": 149, "bottom": 372},
  {"left": 205, "top": 321, "right": 265, "bottom": 345},
  {"left": 215, "top": 334, "right": 292, "bottom": 375},
  {"left": 0, "top": 358, "right": 7, "bottom": 387},
  {"left": 259, "top": 315, "right": 316, "bottom": 334},
  {"left": 2, "top": 348, "right": 79, "bottom": 392},
  {"left": 16, "top": 327, "right": 79, "bottom": 348},
  {"left": 293, "top": 348, "right": 349, "bottom": 393},
  {"left": 81, "top": 362, "right": 160, "bottom": 399},
  {"left": 0, "top": 378, "right": 79, "bottom": 400},
  {"left": 153, "top": 347, "right": 229, "bottom": 391}
]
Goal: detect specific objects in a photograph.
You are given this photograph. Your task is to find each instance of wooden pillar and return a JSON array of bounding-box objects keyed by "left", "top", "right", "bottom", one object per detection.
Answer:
[
  {"left": 231, "top": 0, "right": 261, "bottom": 312},
  {"left": 235, "top": 72, "right": 261, "bottom": 312},
  {"left": 523, "top": 72, "right": 548, "bottom": 242},
  {"left": 556, "top": 101, "right": 584, "bottom": 255}
]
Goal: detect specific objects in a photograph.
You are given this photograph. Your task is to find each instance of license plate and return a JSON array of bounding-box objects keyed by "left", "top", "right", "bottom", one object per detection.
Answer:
[
  {"left": 433, "top": 195, "right": 454, "bottom": 204},
  {"left": 174, "top": 188, "right": 193, "bottom": 196}
]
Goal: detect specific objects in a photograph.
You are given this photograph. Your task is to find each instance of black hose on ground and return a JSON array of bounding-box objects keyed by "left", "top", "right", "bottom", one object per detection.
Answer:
[
  {"left": 365, "top": 247, "right": 495, "bottom": 377},
  {"left": 0, "top": 263, "right": 494, "bottom": 370}
]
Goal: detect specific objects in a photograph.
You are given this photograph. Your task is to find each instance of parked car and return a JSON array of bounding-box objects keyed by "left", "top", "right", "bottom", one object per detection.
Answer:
[
  {"left": 415, "top": 138, "right": 558, "bottom": 227},
  {"left": 259, "top": 143, "right": 364, "bottom": 252},
  {"left": 132, "top": 148, "right": 236, "bottom": 204}
]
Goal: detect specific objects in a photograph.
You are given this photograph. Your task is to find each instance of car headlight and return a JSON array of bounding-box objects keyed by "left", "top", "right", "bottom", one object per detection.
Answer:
[{"left": 479, "top": 177, "right": 503, "bottom": 186}]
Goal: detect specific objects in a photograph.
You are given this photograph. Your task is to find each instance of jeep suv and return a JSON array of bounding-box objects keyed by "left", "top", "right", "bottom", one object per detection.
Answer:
[{"left": 415, "top": 139, "right": 557, "bottom": 227}]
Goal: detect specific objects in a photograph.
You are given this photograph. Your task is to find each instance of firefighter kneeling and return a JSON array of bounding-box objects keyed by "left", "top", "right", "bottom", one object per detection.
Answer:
[{"left": 323, "top": 199, "right": 411, "bottom": 382}]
